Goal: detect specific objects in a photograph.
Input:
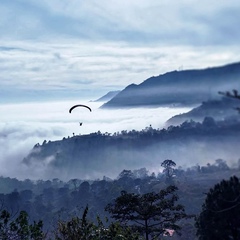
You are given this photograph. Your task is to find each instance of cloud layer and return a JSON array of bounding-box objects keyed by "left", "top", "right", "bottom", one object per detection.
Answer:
[
  {"left": 0, "top": 1, "right": 240, "bottom": 102},
  {"left": 1, "top": 0, "right": 240, "bottom": 44},
  {"left": 0, "top": 100, "right": 191, "bottom": 180}
]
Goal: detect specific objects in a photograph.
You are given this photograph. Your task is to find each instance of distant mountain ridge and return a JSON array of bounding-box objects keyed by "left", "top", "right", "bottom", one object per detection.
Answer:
[
  {"left": 101, "top": 62, "right": 240, "bottom": 108},
  {"left": 93, "top": 91, "right": 120, "bottom": 102}
]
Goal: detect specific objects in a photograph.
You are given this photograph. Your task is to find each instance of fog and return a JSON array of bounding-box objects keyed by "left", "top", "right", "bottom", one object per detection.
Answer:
[{"left": 0, "top": 100, "right": 191, "bottom": 180}]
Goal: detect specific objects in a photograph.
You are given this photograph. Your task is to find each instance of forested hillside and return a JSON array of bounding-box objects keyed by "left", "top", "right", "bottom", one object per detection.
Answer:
[
  {"left": 22, "top": 117, "right": 240, "bottom": 180},
  {"left": 167, "top": 96, "right": 240, "bottom": 125}
]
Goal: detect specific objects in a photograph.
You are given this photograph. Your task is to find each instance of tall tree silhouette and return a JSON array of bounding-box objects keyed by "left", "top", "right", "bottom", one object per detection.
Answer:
[
  {"left": 161, "top": 159, "right": 176, "bottom": 184},
  {"left": 196, "top": 176, "right": 240, "bottom": 240},
  {"left": 106, "top": 185, "right": 190, "bottom": 240}
]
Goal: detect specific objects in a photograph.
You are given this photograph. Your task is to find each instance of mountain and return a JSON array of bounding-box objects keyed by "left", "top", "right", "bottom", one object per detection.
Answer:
[
  {"left": 92, "top": 91, "right": 120, "bottom": 102},
  {"left": 101, "top": 62, "right": 240, "bottom": 108},
  {"left": 166, "top": 96, "right": 240, "bottom": 126}
]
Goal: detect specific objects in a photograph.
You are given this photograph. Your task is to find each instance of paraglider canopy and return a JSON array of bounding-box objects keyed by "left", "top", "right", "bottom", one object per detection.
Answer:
[{"left": 69, "top": 104, "right": 92, "bottom": 113}]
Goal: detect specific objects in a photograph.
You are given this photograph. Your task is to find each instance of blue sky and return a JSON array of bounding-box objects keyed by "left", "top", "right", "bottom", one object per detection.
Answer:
[{"left": 1, "top": 0, "right": 240, "bottom": 102}]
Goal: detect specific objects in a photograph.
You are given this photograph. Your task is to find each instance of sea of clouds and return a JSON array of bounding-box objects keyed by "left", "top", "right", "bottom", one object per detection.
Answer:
[{"left": 0, "top": 100, "right": 191, "bottom": 180}]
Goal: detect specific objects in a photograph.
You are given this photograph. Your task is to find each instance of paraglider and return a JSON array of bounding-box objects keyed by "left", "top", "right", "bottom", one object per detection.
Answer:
[
  {"left": 69, "top": 104, "right": 92, "bottom": 113},
  {"left": 69, "top": 104, "right": 92, "bottom": 129}
]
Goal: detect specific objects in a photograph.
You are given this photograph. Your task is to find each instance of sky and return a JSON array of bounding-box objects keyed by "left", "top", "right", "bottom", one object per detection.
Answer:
[
  {"left": 0, "top": 0, "right": 240, "bottom": 102},
  {"left": 0, "top": 0, "right": 240, "bottom": 180}
]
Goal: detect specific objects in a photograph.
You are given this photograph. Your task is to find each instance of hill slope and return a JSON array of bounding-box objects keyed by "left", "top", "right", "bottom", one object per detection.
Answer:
[
  {"left": 102, "top": 62, "right": 240, "bottom": 108},
  {"left": 166, "top": 96, "right": 240, "bottom": 126},
  {"left": 22, "top": 118, "right": 240, "bottom": 180},
  {"left": 93, "top": 91, "right": 120, "bottom": 102}
]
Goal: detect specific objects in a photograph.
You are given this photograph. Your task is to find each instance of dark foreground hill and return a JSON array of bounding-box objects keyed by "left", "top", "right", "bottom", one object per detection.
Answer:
[
  {"left": 22, "top": 118, "right": 240, "bottom": 180},
  {"left": 102, "top": 62, "right": 240, "bottom": 108}
]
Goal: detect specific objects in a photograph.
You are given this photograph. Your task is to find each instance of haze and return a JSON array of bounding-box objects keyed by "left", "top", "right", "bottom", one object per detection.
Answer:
[
  {"left": 0, "top": 100, "right": 191, "bottom": 180},
  {"left": 0, "top": 1, "right": 239, "bottom": 180}
]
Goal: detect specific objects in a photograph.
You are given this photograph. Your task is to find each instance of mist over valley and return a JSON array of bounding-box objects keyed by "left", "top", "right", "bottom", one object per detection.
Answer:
[
  {"left": 22, "top": 115, "right": 240, "bottom": 181},
  {"left": 0, "top": 100, "right": 191, "bottom": 180},
  {"left": 1, "top": 61, "right": 240, "bottom": 181}
]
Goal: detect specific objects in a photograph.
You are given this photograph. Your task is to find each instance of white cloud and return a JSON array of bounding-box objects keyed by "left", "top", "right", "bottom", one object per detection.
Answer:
[
  {"left": 0, "top": 0, "right": 239, "bottom": 102},
  {"left": 1, "top": 0, "right": 240, "bottom": 43},
  {"left": 0, "top": 40, "right": 239, "bottom": 98}
]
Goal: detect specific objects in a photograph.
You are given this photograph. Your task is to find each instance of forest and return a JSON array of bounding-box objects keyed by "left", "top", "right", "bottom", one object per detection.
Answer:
[{"left": 0, "top": 157, "right": 240, "bottom": 239}]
